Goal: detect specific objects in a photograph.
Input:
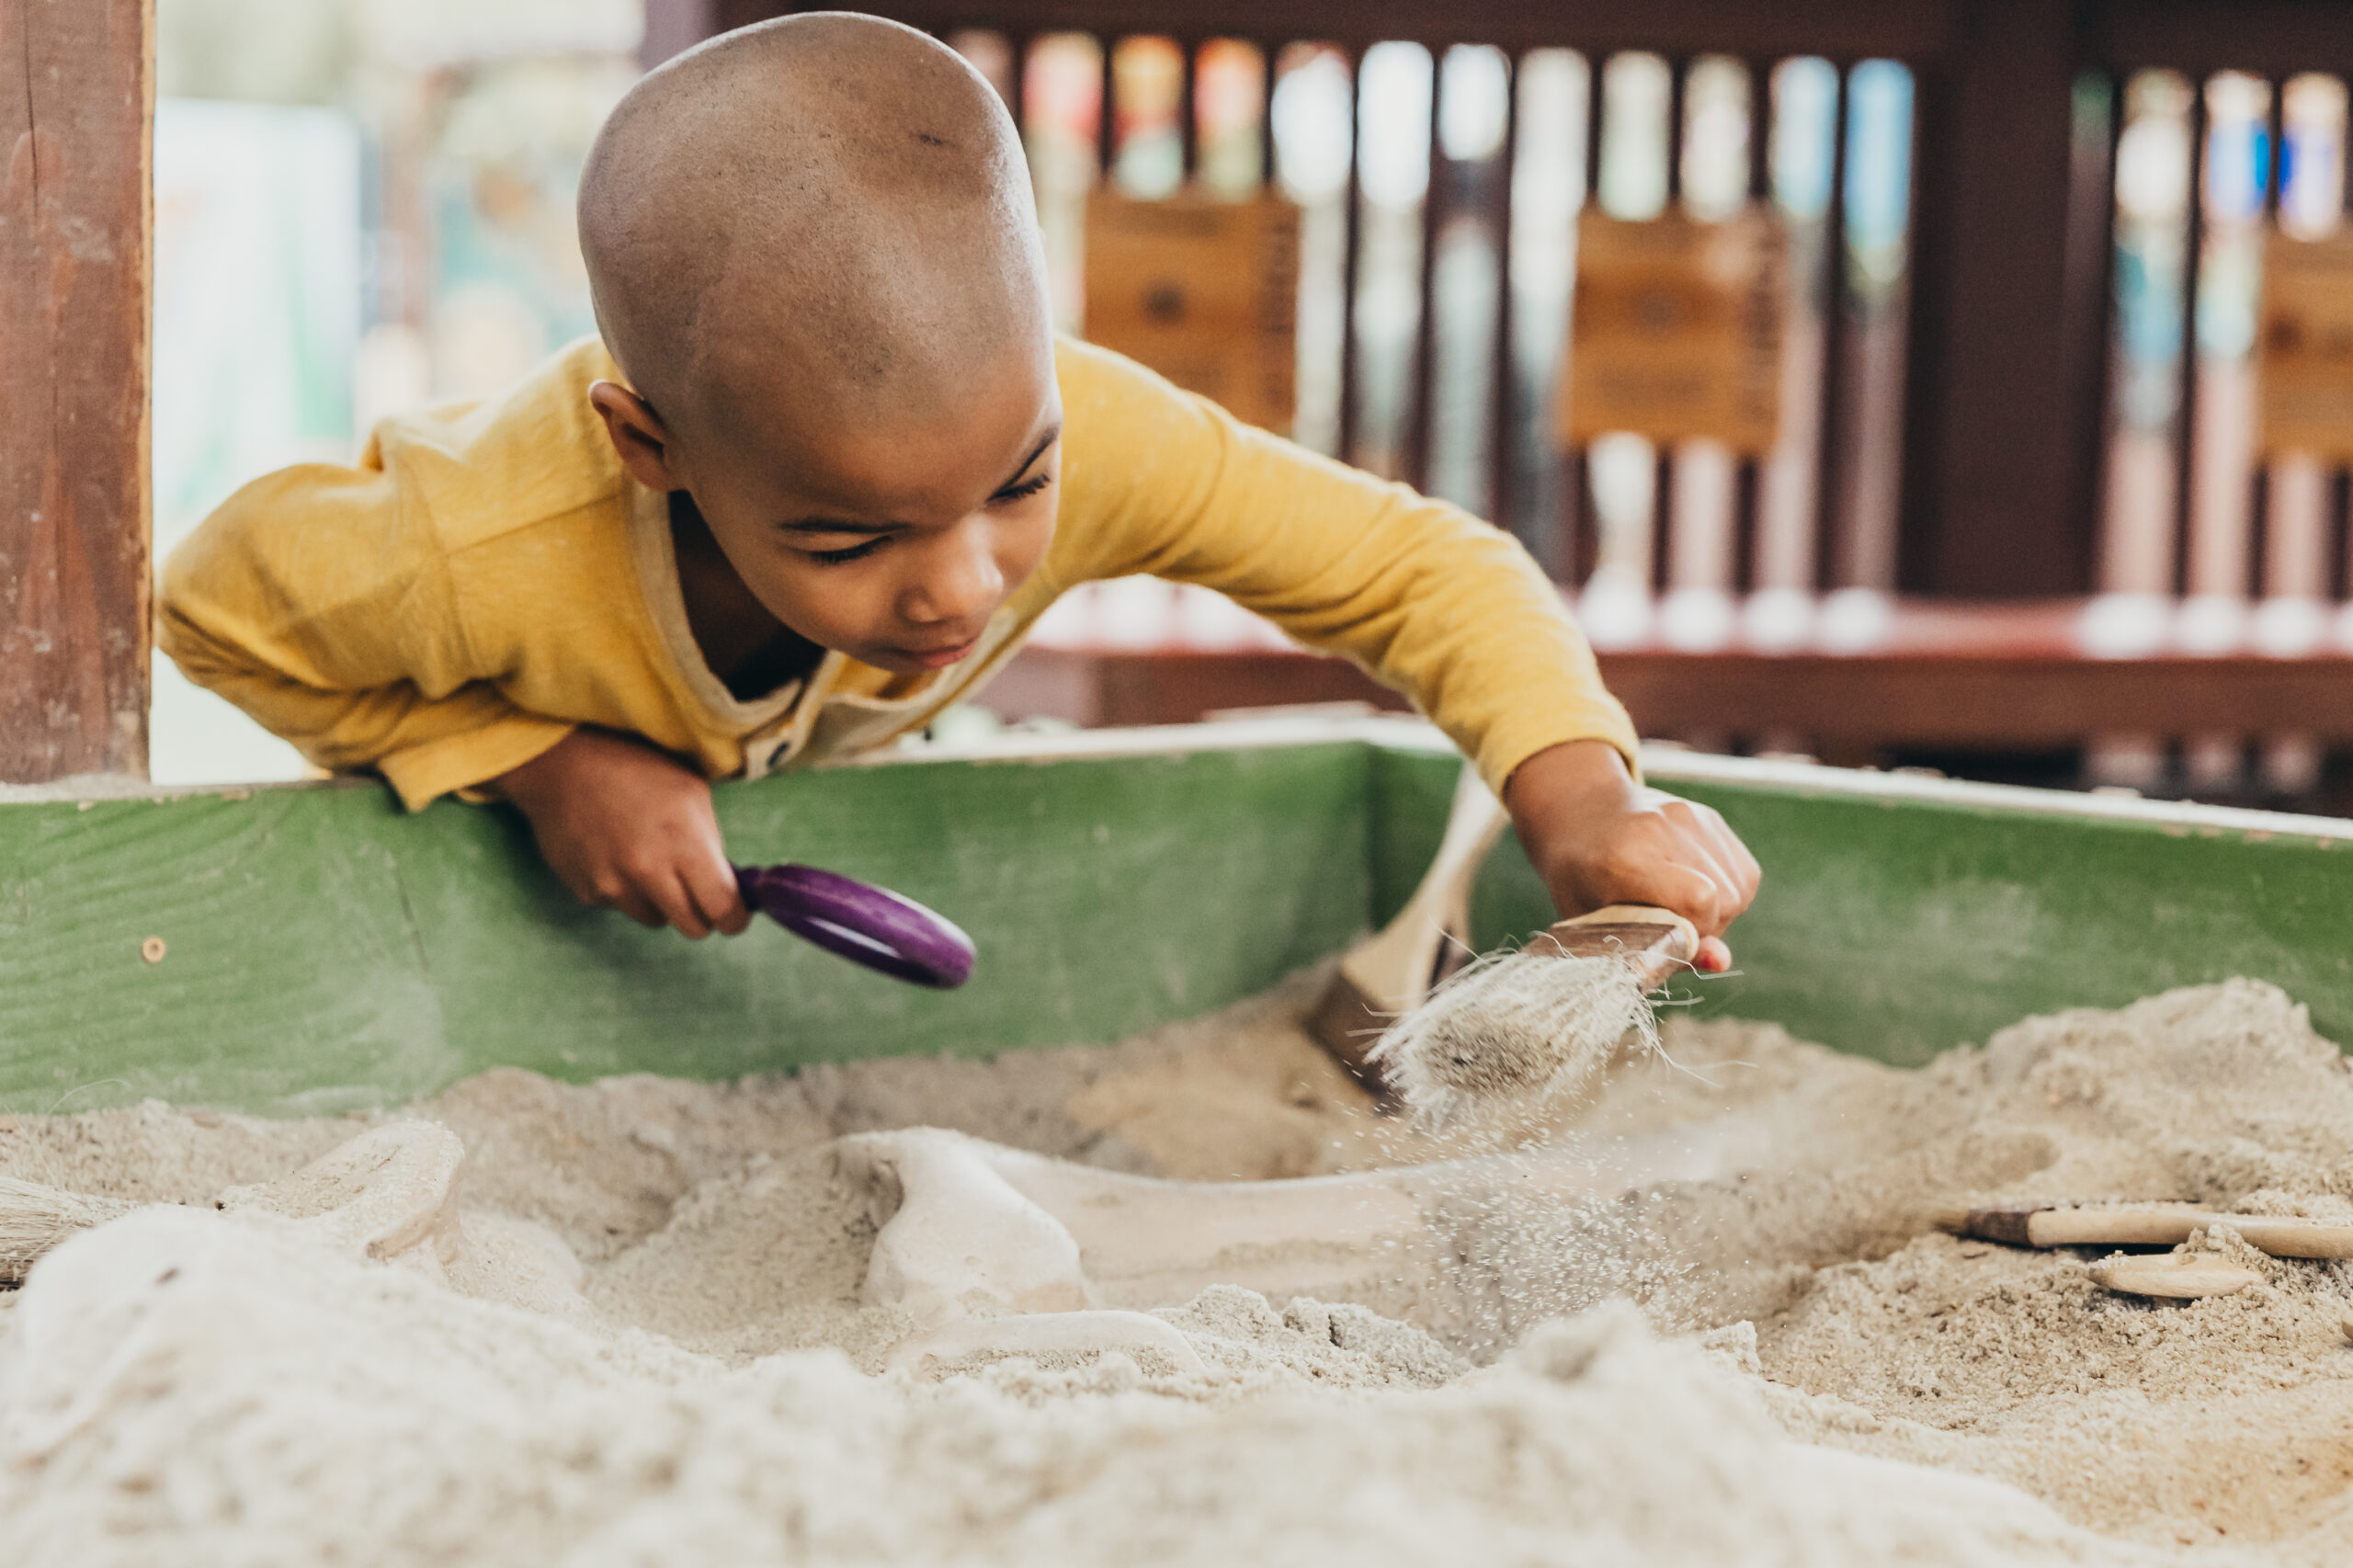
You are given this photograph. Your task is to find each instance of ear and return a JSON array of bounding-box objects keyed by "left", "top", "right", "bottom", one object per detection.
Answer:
[{"left": 588, "top": 380, "right": 688, "bottom": 493}]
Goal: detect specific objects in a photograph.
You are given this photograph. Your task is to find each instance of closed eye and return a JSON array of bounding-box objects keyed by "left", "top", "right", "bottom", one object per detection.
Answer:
[
  {"left": 807, "top": 538, "right": 886, "bottom": 566},
  {"left": 992, "top": 470, "right": 1052, "bottom": 505}
]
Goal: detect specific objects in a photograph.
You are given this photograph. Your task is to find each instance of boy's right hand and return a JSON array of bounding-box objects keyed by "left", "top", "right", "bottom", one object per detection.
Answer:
[{"left": 495, "top": 728, "right": 752, "bottom": 938}]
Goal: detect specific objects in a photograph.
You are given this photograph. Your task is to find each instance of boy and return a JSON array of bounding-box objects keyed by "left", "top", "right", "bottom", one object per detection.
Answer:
[{"left": 161, "top": 13, "right": 1759, "bottom": 962}]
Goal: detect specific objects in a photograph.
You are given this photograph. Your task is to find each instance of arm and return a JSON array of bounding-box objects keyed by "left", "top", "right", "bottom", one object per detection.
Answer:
[
  {"left": 1052, "top": 341, "right": 1758, "bottom": 948},
  {"left": 1052, "top": 339, "right": 1634, "bottom": 791},
  {"left": 158, "top": 461, "right": 574, "bottom": 811},
  {"left": 162, "top": 463, "right": 748, "bottom": 937}
]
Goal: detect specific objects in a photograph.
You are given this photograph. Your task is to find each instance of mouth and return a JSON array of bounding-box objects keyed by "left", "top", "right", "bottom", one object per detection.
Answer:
[{"left": 898, "top": 635, "right": 983, "bottom": 670}]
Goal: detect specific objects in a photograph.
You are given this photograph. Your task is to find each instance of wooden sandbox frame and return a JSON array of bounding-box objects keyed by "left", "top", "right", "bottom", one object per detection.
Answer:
[{"left": 3, "top": 716, "right": 2348, "bottom": 1116}]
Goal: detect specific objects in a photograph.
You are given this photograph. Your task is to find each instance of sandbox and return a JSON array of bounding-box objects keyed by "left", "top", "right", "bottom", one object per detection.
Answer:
[{"left": 4, "top": 720, "right": 2351, "bottom": 1562}]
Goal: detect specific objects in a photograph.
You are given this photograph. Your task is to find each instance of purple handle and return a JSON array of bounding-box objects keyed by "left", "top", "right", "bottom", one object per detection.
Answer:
[{"left": 733, "top": 863, "right": 975, "bottom": 989}]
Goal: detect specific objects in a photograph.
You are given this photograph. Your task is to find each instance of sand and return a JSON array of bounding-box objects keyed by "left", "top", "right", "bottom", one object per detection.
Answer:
[{"left": 3, "top": 971, "right": 2351, "bottom": 1564}]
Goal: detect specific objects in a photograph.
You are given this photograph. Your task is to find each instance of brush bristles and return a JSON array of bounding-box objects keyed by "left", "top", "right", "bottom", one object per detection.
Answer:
[
  {"left": 1365, "top": 949, "right": 1659, "bottom": 1124},
  {"left": 0, "top": 1177, "right": 137, "bottom": 1285}
]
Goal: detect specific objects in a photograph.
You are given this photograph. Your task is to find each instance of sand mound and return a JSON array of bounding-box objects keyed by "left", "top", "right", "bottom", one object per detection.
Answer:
[
  {"left": 1, "top": 1207, "right": 2123, "bottom": 1567},
  {"left": 2, "top": 974, "right": 2350, "bottom": 1563}
]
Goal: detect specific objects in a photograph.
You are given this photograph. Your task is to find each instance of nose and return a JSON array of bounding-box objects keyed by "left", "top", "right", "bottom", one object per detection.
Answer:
[{"left": 899, "top": 518, "right": 1005, "bottom": 630}]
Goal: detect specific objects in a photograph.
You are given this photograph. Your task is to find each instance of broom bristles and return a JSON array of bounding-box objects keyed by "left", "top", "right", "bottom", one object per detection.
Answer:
[
  {"left": 1365, "top": 948, "right": 1660, "bottom": 1124},
  {"left": 0, "top": 1176, "right": 138, "bottom": 1284}
]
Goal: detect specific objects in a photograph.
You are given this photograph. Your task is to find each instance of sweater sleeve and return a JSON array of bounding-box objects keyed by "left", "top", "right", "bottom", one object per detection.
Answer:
[
  {"left": 157, "top": 455, "right": 574, "bottom": 811},
  {"left": 1051, "top": 338, "right": 1639, "bottom": 792}
]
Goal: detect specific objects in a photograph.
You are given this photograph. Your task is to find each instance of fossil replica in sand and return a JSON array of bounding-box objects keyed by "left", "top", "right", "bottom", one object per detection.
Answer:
[
  {"left": 9, "top": 979, "right": 2353, "bottom": 1566},
  {"left": 6, "top": 1094, "right": 1768, "bottom": 1380},
  {"left": 836, "top": 1116, "right": 1766, "bottom": 1373},
  {"left": 2, "top": 1121, "right": 587, "bottom": 1317}
]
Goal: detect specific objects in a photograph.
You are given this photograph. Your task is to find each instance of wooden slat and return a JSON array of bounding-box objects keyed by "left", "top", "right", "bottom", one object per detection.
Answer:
[
  {"left": 1335, "top": 40, "right": 1363, "bottom": 462},
  {"left": 1599, "top": 649, "right": 2353, "bottom": 744},
  {"left": 1396, "top": 741, "right": 2353, "bottom": 1067},
  {"left": 723, "top": 0, "right": 1967, "bottom": 62},
  {"left": 0, "top": 744, "right": 1374, "bottom": 1113},
  {"left": 984, "top": 642, "right": 1412, "bottom": 726},
  {"left": 995, "top": 598, "right": 2353, "bottom": 746},
  {"left": 1485, "top": 51, "right": 1518, "bottom": 544},
  {"left": 1403, "top": 42, "right": 1441, "bottom": 493},
  {"left": 2090, "top": 0, "right": 2353, "bottom": 84},
  {"left": 6, "top": 731, "right": 2351, "bottom": 1110},
  {"left": 0, "top": 0, "right": 152, "bottom": 783},
  {"left": 1902, "top": 0, "right": 2097, "bottom": 597},
  {"left": 640, "top": 0, "right": 721, "bottom": 68}
]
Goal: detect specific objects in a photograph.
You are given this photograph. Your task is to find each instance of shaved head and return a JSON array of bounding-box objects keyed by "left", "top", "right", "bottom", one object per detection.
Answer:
[{"left": 578, "top": 13, "right": 1050, "bottom": 450}]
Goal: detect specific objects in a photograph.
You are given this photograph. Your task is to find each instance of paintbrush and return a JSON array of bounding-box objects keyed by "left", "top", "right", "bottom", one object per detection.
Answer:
[
  {"left": 1365, "top": 903, "right": 1698, "bottom": 1122},
  {"left": 1933, "top": 1201, "right": 2353, "bottom": 1258},
  {"left": 1306, "top": 763, "right": 1510, "bottom": 1096},
  {"left": 1933, "top": 1199, "right": 2350, "bottom": 1301}
]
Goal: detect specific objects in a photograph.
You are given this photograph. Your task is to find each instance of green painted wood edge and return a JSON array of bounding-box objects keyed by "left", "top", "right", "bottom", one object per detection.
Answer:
[
  {"left": 8, "top": 719, "right": 2349, "bottom": 1115},
  {"left": 1366, "top": 744, "right": 2353, "bottom": 1066},
  {"left": 0, "top": 740, "right": 1371, "bottom": 1115}
]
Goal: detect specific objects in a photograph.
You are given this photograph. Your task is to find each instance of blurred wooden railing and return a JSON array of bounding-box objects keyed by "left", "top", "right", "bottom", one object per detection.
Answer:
[
  {"left": 986, "top": 585, "right": 2353, "bottom": 778},
  {"left": 651, "top": 2, "right": 2353, "bottom": 801}
]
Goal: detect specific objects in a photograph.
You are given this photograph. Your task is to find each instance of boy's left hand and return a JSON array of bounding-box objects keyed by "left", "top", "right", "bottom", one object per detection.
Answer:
[{"left": 1502, "top": 739, "right": 1761, "bottom": 973}]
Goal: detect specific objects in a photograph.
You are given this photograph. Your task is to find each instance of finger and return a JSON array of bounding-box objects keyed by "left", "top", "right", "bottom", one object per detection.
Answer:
[
  {"left": 681, "top": 851, "right": 751, "bottom": 937},
  {"left": 1637, "top": 858, "right": 1729, "bottom": 937},
  {"left": 1692, "top": 810, "right": 1762, "bottom": 909},
  {"left": 1656, "top": 833, "right": 1741, "bottom": 934},
  {"left": 613, "top": 889, "right": 666, "bottom": 929},
  {"left": 649, "top": 869, "right": 712, "bottom": 938},
  {"left": 1693, "top": 935, "right": 1733, "bottom": 972},
  {"left": 561, "top": 870, "right": 609, "bottom": 910},
  {"left": 1659, "top": 817, "right": 1751, "bottom": 935},
  {"left": 677, "top": 825, "right": 751, "bottom": 936},
  {"left": 1656, "top": 805, "right": 1750, "bottom": 918},
  {"left": 1681, "top": 825, "right": 1754, "bottom": 924}
]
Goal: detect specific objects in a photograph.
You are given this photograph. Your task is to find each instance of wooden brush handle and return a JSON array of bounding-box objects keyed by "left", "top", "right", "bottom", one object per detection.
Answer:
[
  {"left": 1939, "top": 1202, "right": 2353, "bottom": 1258},
  {"left": 1538, "top": 905, "right": 1698, "bottom": 992},
  {"left": 1562, "top": 904, "right": 1699, "bottom": 938},
  {"left": 1337, "top": 764, "right": 1508, "bottom": 1013}
]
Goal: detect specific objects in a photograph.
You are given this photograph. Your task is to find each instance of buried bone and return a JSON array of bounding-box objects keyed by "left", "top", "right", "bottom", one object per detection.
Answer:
[
  {"left": 833, "top": 1117, "right": 1773, "bottom": 1350},
  {"left": 835, "top": 1129, "right": 1094, "bottom": 1324},
  {"left": 886, "top": 1309, "right": 1211, "bottom": 1380},
  {"left": 0, "top": 1122, "right": 585, "bottom": 1316},
  {"left": 2086, "top": 1252, "right": 2262, "bottom": 1300},
  {"left": 221, "top": 1119, "right": 468, "bottom": 1273}
]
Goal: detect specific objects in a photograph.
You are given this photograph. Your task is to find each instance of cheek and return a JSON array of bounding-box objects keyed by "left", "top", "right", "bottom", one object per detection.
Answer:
[
  {"left": 998, "top": 499, "right": 1058, "bottom": 582},
  {"left": 838, "top": 573, "right": 908, "bottom": 633},
  {"left": 753, "top": 555, "right": 888, "bottom": 642}
]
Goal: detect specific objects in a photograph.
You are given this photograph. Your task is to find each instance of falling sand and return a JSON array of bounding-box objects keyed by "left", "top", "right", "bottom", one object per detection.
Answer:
[
  {"left": 1368, "top": 947, "right": 1657, "bottom": 1123},
  {"left": 3, "top": 972, "right": 2351, "bottom": 1564}
]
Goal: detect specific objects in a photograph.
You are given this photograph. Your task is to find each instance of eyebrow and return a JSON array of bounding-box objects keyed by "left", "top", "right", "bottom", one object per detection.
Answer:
[
  {"left": 779, "top": 425, "right": 1063, "bottom": 538},
  {"left": 999, "top": 426, "right": 1061, "bottom": 492}
]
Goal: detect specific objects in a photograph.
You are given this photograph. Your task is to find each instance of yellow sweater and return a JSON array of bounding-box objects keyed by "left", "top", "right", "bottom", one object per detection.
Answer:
[{"left": 161, "top": 336, "right": 1636, "bottom": 811}]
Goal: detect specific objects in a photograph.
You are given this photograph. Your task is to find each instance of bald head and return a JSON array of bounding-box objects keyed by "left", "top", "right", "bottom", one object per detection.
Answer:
[{"left": 579, "top": 13, "right": 1049, "bottom": 451}]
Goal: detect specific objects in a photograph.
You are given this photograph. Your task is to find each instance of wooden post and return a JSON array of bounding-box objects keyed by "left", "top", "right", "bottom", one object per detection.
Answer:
[
  {"left": 0, "top": 0, "right": 152, "bottom": 782},
  {"left": 642, "top": 0, "right": 721, "bottom": 70},
  {"left": 1899, "top": 0, "right": 2102, "bottom": 597}
]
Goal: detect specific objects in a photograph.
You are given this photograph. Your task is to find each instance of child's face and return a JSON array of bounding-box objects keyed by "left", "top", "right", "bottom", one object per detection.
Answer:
[{"left": 621, "top": 350, "right": 1061, "bottom": 676}]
